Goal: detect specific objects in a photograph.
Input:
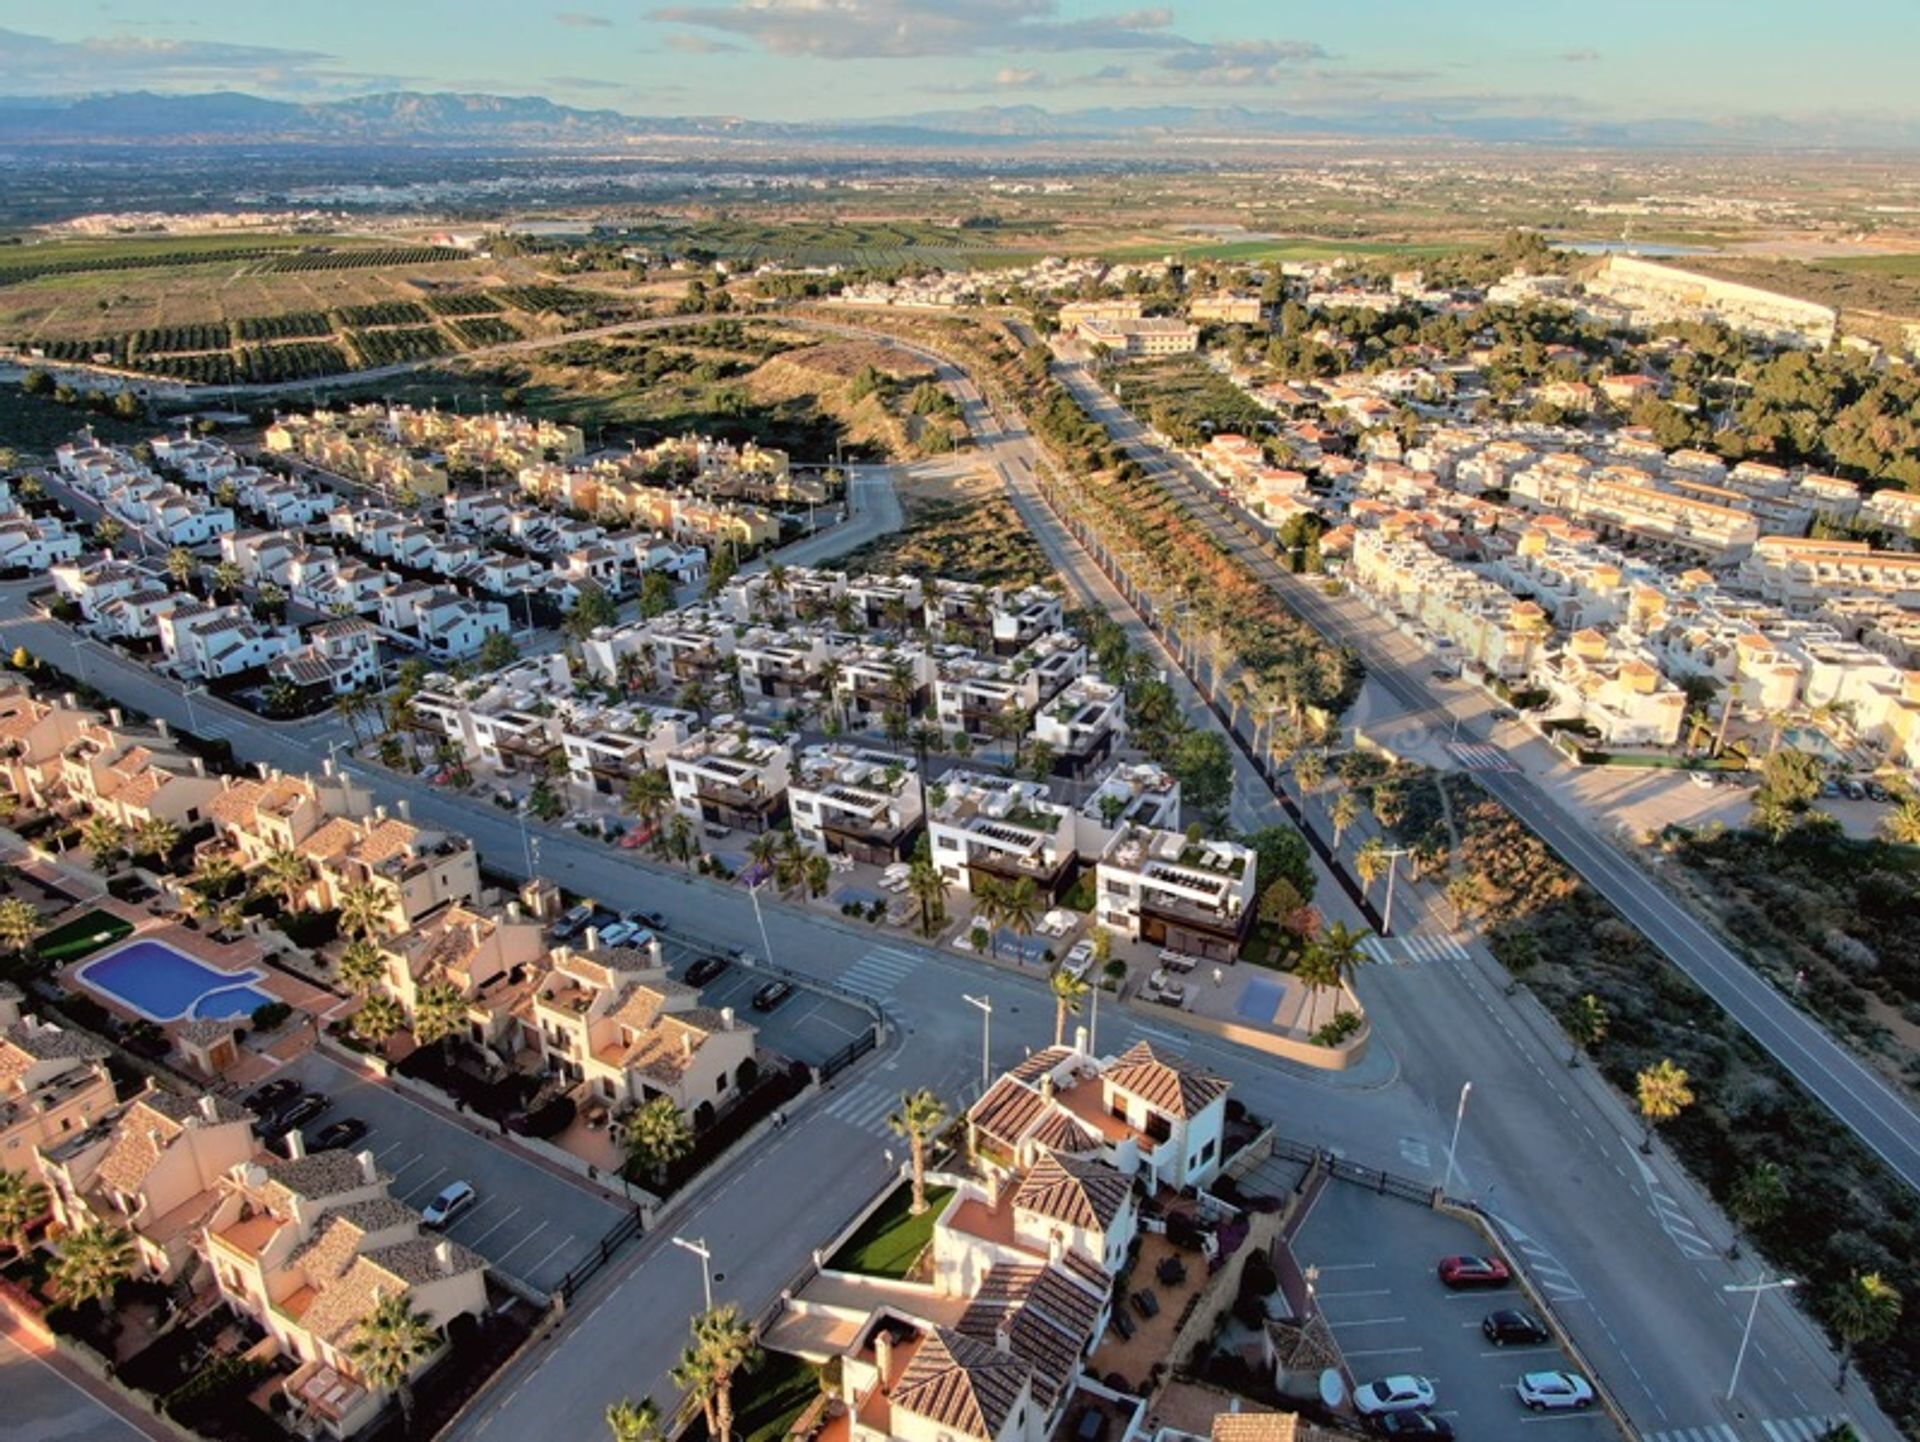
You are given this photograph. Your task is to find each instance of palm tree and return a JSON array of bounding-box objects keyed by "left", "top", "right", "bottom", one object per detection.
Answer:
[
  {"left": 1829, "top": 1270, "right": 1902, "bottom": 1389},
  {"left": 1726, "top": 1160, "right": 1786, "bottom": 1260},
  {"left": 1293, "top": 748, "right": 1326, "bottom": 797},
  {"left": 624, "top": 769, "right": 672, "bottom": 835},
  {"left": 131, "top": 815, "right": 179, "bottom": 864},
  {"left": 339, "top": 882, "right": 391, "bottom": 940},
  {"left": 165, "top": 546, "right": 196, "bottom": 590},
  {"left": 51, "top": 1224, "right": 135, "bottom": 1314},
  {"left": 95, "top": 516, "right": 125, "bottom": 548},
  {"left": 1880, "top": 798, "right": 1920, "bottom": 846},
  {"left": 802, "top": 852, "right": 830, "bottom": 898},
  {"left": 971, "top": 877, "right": 1007, "bottom": 958},
  {"left": 337, "top": 938, "right": 388, "bottom": 996},
  {"left": 888, "top": 1089, "right": 949, "bottom": 1216},
  {"left": 1000, "top": 876, "right": 1041, "bottom": 959},
  {"left": 1354, "top": 838, "right": 1388, "bottom": 898},
  {"left": 745, "top": 830, "right": 781, "bottom": 876},
  {"left": 81, "top": 814, "right": 125, "bottom": 867},
  {"left": 1564, "top": 993, "right": 1608, "bottom": 1068},
  {"left": 906, "top": 857, "right": 948, "bottom": 938},
  {"left": 348, "top": 1290, "right": 439, "bottom": 1433},
  {"left": 352, "top": 994, "right": 407, "bottom": 1047},
  {"left": 1316, "top": 921, "right": 1370, "bottom": 1016},
  {"left": 1372, "top": 784, "right": 1406, "bottom": 831},
  {"left": 622, "top": 1095, "right": 695, "bottom": 1183},
  {"left": 1050, "top": 967, "right": 1090, "bottom": 1046},
  {"left": 1330, "top": 790, "right": 1360, "bottom": 849},
  {"left": 672, "top": 1305, "right": 760, "bottom": 1442},
  {"left": 210, "top": 560, "right": 245, "bottom": 597},
  {"left": 260, "top": 847, "right": 311, "bottom": 912},
  {"left": 666, "top": 813, "right": 696, "bottom": 868},
  {"left": 606, "top": 1395, "right": 663, "bottom": 1442},
  {"left": 1635, "top": 1058, "right": 1695, "bottom": 1153},
  {"left": 410, "top": 980, "right": 468, "bottom": 1053},
  {"left": 0, "top": 1167, "right": 50, "bottom": 1255},
  {"left": 1294, "top": 938, "right": 1342, "bottom": 1031},
  {"left": 0, "top": 898, "right": 38, "bottom": 955}
]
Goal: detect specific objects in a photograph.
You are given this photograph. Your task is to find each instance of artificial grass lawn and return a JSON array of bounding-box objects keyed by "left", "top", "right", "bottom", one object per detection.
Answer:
[
  {"left": 689, "top": 1352, "right": 823, "bottom": 1442},
  {"left": 824, "top": 1182, "right": 954, "bottom": 1279},
  {"left": 36, "top": 909, "right": 134, "bottom": 964}
]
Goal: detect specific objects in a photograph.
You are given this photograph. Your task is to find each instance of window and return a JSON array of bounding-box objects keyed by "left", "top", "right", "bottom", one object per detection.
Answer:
[{"left": 716, "top": 1075, "right": 727, "bottom": 1094}]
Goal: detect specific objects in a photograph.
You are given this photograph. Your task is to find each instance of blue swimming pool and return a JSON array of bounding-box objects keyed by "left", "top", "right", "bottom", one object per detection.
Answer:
[
  {"left": 1236, "top": 975, "right": 1286, "bottom": 1023},
  {"left": 75, "top": 939, "right": 276, "bottom": 1023}
]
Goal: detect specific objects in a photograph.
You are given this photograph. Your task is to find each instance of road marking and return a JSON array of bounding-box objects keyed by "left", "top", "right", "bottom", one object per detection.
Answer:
[
  {"left": 1341, "top": 1346, "right": 1426, "bottom": 1359},
  {"left": 1361, "top": 934, "right": 1471, "bottom": 967},
  {"left": 1446, "top": 742, "right": 1515, "bottom": 772},
  {"left": 490, "top": 1218, "right": 549, "bottom": 1266},
  {"left": 1759, "top": 1419, "right": 1854, "bottom": 1442},
  {"left": 526, "top": 1234, "right": 578, "bottom": 1281},
  {"left": 835, "top": 946, "right": 921, "bottom": 1000},
  {"left": 463, "top": 1204, "right": 524, "bottom": 1248},
  {"left": 821, "top": 1079, "right": 899, "bottom": 1137},
  {"left": 1327, "top": 1316, "right": 1406, "bottom": 1327},
  {"left": 1644, "top": 1428, "right": 1741, "bottom": 1442},
  {"left": 402, "top": 1166, "right": 447, "bottom": 1203}
]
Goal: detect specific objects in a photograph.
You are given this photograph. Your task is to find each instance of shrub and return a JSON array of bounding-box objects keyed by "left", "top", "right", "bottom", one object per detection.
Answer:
[
  {"left": 1310, "top": 1012, "right": 1363, "bottom": 1047},
  {"left": 249, "top": 1001, "right": 293, "bottom": 1032}
]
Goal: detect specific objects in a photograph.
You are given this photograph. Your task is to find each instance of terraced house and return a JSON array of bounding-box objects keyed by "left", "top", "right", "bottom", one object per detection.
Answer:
[
  {"left": 788, "top": 743, "right": 923, "bottom": 865},
  {"left": 294, "top": 803, "right": 480, "bottom": 933},
  {"left": 0, "top": 988, "right": 116, "bottom": 1184}
]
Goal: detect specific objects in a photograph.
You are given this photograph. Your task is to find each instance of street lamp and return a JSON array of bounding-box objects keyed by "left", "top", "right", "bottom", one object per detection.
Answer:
[
  {"left": 1723, "top": 1275, "right": 1797, "bottom": 1402},
  {"left": 671, "top": 1235, "right": 714, "bottom": 1313},
  {"left": 180, "top": 683, "right": 208, "bottom": 737},
  {"left": 746, "top": 878, "right": 776, "bottom": 971},
  {"left": 963, "top": 992, "right": 993, "bottom": 1096},
  {"left": 1376, "top": 846, "right": 1413, "bottom": 936},
  {"left": 1441, "top": 1081, "right": 1473, "bottom": 1198}
]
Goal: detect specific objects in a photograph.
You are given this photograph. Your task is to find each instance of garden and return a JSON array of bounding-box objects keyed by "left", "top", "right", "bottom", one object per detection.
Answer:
[{"left": 823, "top": 1180, "right": 954, "bottom": 1279}]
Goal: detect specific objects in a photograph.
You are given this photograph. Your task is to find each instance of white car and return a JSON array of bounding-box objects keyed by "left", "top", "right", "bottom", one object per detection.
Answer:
[
  {"left": 1516, "top": 1371, "right": 1594, "bottom": 1411},
  {"left": 422, "top": 1181, "right": 476, "bottom": 1229},
  {"left": 1688, "top": 770, "right": 1717, "bottom": 790},
  {"left": 596, "top": 921, "right": 639, "bottom": 949},
  {"left": 1353, "top": 1376, "right": 1436, "bottom": 1417},
  {"left": 1061, "top": 940, "right": 1097, "bottom": 981}
]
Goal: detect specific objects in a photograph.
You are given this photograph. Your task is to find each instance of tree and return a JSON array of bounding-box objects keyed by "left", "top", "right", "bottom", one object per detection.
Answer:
[
  {"left": 803, "top": 852, "right": 831, "bottom": 899},
  {"left": 565, "top": 584, "right": 619, "bottom": 640},
  {"left": 888, "top": 1089, "right": 949, "bottom": 1216},
  {"left": 1293, "top": 938, "right": 1343, "bottom": 1031},
  {"left": 999, "top": 876, "right": 1041, "bottom": 956},
  {"left": 478, "top": 630, "right": 519, "bottom": 671},
  {"left": 1245, "top": 825, "right": 1315, "bottom": 902},
  {"left": 260, "top": 847, "right": 311, "bottom": 912},
  {"left": 1828, "top": 1271, "right": 1901, "bottom": 1389},
  {"left": 672, "top": 1305, "right": 760, "bottom": 1442},
  {"left": 1880, "top": 798, "right": 1920, "bottom": 846},
  {"left": 639, "top": 570, "right": 675, "bottom": 619},
  {"left": 352, "top": 994, "right": 407, "bottom": 1047},
  {"left": 348, "top": 1290, "right": 439, "bottom": 1433},
  {"left": 1727, "top": 1160, "right": 1786, "bottom": 1260},
  {"left": 95, "top": 516, "right": 125, "bottom": 548},
  {"left": 1330, "top": 790, "right": 1360, "bottom": 849},
  {"left": 51, "top": 1224, "right": 135, "bottom": 1313},
  {"left": 165, "top": 547, "right": 196, "bottom": 590},
  {"left": 1171, "top": 730, "right": 1233, "bottom": 824},
  {"left": 1751, "top": 748, "right": 1826, "bottom": 842},
  {"left": 411, "top": 980, "right": 468, "bottom": 1052},
  {"left": 1293, "top": 749, "right": 1326, "bottom": 796},
  {"left": 0, "top": 1167, "right": 50, "bottom": 1255},
  {"left": 336, "top": 940, "right": 387, "bottom": 998},
  {"left": 1314, "top": 921, "right": 1370, "bottom": 1015},
  {"left": 606, "top": 1395, "right": 663, "bottom": 1442},
  {"left": 193, "top": 853, "right": 241, "bottom": 900},
  {"left": 623, "top": 1095, "right": 694, "bottom": 1182},
  {"left": 1354, "top": 837, "right": 1388, "bottom": 898},
  {"left": 1371, "top": 784, "right": 1406, "bottom": 830},
  {"left": 906, "top": 857, "right": 949, "bottom": 938},
  {"left": 1635, "top": 1058, "right": 1695, "bottom": 1153},
  {"left": 81, "top": 814, "right": 126, "bottom": 867},
  {"left": 624, "top": 769, "right": 672, "bottom": 832},
  {"left": 1050, "top": 967, "right": 1090, "bottom": 1046},
  {"left": 210, "top": 560, "right": 244, "bottom": 597},
  {"left": 1564, "top": 993, "right": 1607, "bottom": 1068},
  {"left": 131, "top": 816, "right": 179, "bottom": 864},
  {"left": 666, "top": 813, "right": 696, "bottom": 868},
  {"left": 0, "top": 898, "right": 38, "bottom": 955},
  {"left": 339, "top": 882, "right": 390, "bottom": 940},
  {"left": 972, "top": 877, "right": 1007, "bottom": 958}
]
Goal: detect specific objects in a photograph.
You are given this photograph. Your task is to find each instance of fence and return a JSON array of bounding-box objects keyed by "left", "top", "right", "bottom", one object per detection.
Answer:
[
  {"left": 817, "top": 1027, "right": 878, "bottom": 1083},
  {"left": 1268, "top": 1133, "right": 1437, "bottom": 1207},
  {"left": 554, "top": 1206, "right": 645, "bottom": 1307}
]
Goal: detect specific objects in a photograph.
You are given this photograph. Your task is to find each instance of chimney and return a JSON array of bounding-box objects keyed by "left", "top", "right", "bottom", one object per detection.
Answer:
[
  {"left": 874, "top": 1331, "right": 894, "bottom": 1387},
  {"left": 720, "top": 1006, "right": 735, "bottom": 1031},
  {"left": 356, "top": 1148, "right": 377, "bottom": 1184},
  {"left": 285, "top": 1127, "right": 307, "bottom": 1160},
  {"left": 1039, "top": 1076, "right": 1055, "bottom": 1104},
  {"left": 993, "top": 1313, "right": 1013, "bottom": 1355},
  {"left": 435, "top": 1238, "right": 454, "bottom": 1275},
  {"left": 192, "top": 756, "right": 206, "bottom": 776},
  {"left": 1073, "top": 1024, "right": 1089, "bottom": 1055},
  {"left": 398, "top": 798, "right": 411, "bottom": 820},
  {"left": 1048, "top": 1232, "right": 1064, "bottom": 1265},
  {"left": 985, "top": 1168, "right": 1001, "bottom": 1210},
  {"left": 109, "top": 707, "right": 123, "bottom": 727},
  {"left": 506, "top": 900, "right": 521, "bottom": 921},
  {"left": 681, "top": 1032, "right": 693, "bottom": 1057},
  {"left": 375, "top": 804, "right": 388, "bottom": 821},
  {"left": 585, "top": 926, "right": 601, "bottom": 953},
  {"left": 198, "top": 1094, "right": 221, "bottom": 1124},
  {"left": 156, "top": 718, "right": 171, "bottom": 740}
]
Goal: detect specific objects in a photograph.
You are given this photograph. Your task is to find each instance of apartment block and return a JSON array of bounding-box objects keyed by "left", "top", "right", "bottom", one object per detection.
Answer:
[
  {"left": 788, "top": 743, "right": 923, "bottom": 865},
  {"left": 1093, "top": 826, "right": 1256, "bottom": 962},
  {"left": 667, "top": 727, "right": 793, "bottom": 834},
  {"left": 928, "top": 772, "right": 1077, "bottom": 902}
]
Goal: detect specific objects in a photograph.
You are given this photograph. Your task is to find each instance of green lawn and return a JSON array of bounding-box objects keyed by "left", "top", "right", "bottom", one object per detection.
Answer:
[
  {"left": 824, "top": 1182, "right": 953, "bottom": 1279},
  {"left": 688, "top": 1352, "right": 823, "bottom": 1442},
  {"left": 36, "top": 909, "right": 134, "bottom": 964}
]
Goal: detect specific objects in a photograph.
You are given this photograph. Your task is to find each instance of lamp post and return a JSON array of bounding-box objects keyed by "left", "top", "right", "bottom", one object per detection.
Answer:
[
  {"left": 1441, "top": 1081, "right": 1473, "bottom": 1199},
  {"left": 1723, "top": 1275, "right": 1797, "bottom": 1402},
  {"left": 963, "top": 992, "right": 993, "bottom": 1096},
  {"left": 671, "top": 1235, "right": 714, "bottom": 1313},
  {"left": 180, "top": 683, "right": 208, "bottom": 737},
  {"left": 746, "top": 878, "right": 776, "bottom": 971},
  {"left": 1376, "top": 846, "right": 1413, "bottom": 936}
]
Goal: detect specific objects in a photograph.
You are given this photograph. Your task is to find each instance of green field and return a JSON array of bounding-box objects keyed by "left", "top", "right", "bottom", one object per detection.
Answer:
[
  {"left": 36, "top": 909, "right": 135, "bottom": 964},
  {"left": 1824, "top": 253, "right": 1920, "bottom": 277},
  {"left": 1098, "top": 236, "right": 1458, "bottom": 264}
]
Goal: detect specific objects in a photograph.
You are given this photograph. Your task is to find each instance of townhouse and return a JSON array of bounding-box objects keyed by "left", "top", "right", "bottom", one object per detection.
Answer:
[
  {"left": 0, "top": 992, "right": 117, "bottom": 1184},
  {"left": 929, "top": 773, "right": 1077, "bottom": 903},
  {"left": 372, "top": 902, "right": 545, "bottom": 1048},
  {"left": 58, "top": 717, "right": 226, "bottom": 830},
  {"left": 666, "top": 728, "right": 793, "bottom": 834},
  {"left": 0, "top": 686, "right": 96, "bottom": 809},
  {"left": 376, "top": 584, "right": 510, "bottom": 659},
  {"left": 836, "top": 642, "right": 937, "bottom": 724},
  {"left": 1031, "top": 677, "right": 1127, "bottom": 779},
  {"left": 157, "top": 602, "right": 301, "bottom": 680},
  {"left": 1091, "top": 826, "right": 1257, "bottom": 962},
  {"left": 788, "top": 743, "right": 924, "bottom": 865},
  {"left": 269, "top": 618, "right": 384, "bottom": 698},
  {"left": 295, "top": 805, "right": 480, "bottom": 934}
]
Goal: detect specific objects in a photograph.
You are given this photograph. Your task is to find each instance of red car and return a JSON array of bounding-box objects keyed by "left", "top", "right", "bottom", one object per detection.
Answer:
[{"left": 1437, "top": 1255, "right": 1511, "bottom": 1289}]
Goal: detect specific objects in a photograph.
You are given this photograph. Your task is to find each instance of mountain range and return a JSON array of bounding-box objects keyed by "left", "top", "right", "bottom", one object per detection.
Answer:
[{"left": 0, "top": 90, "right": 1906, "bottom": 151}]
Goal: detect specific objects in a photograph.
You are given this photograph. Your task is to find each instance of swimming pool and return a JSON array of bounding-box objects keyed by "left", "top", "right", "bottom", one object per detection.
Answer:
[{"left": 75, "top": 939, "right": 276, "bottom": 1023}]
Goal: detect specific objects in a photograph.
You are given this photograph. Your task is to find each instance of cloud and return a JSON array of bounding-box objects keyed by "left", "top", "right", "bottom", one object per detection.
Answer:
[
  {"left": 646, "top": 0, "right": 1179, "bottom": 59},
  {"left": 995, "top": 66, "right": 1046, "bottom": 88},
  {"left": 927, "top": 65, "right": 1051, "bottom": 94},
  {"left": 1156, "top": 39, "right": 1327, "bottom": 86},
  {"left": 1560, "top": 47, "right": 1601, "bottom": 63},
  {"left": 663, "top": 33, "right": 743, "bottom": 54},
  {"left": 554, "top": 10, "right": 614, "bottom": 26},
  {"left": 0, "top": 25, "right": 361, "bottom": 95}
]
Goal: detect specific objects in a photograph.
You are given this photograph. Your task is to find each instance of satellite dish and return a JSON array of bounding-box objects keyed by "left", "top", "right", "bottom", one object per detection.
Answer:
[{"left": 1319, "top": 1371, "right": 1346, "bottom": 1409}]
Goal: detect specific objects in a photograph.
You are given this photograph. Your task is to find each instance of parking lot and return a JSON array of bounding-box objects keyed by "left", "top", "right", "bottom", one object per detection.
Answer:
[
  {"left": 660, "top": 938, "right": 877, "bottom": 1068},
  {"left": 279, "top": 1052, "right": 628, "bottom": 1296},
  {"left": 1296, "top": 1182, "right": 1616, "bottom": 1439}
]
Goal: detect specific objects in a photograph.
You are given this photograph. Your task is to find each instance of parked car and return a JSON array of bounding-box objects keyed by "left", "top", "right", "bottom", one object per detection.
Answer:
[
  {"left": 685, "top": 955, "right": 730, "bottom": 987},
  {"left": 1516, "top": 1371, "right": 1594, "bottom": 1411},
  {"left": 551, "top": 903, "right": 594, "bottom": 941},
  {"left": 1482, "top": 1309, "right": 1551, "bottom": 1346},
  {"left": 1438, "top": 1255, "right": 1511, "bottom": 1289},
  {"left": 751, "top": 980, "right": 794, "bottom": 1012},
  {"left": 627, "top": 909, "right": 667, "bottom": 931},
  {"left": 269, "top": 1093, "right": 331, "bottom": 1135},
  {"left": 1688, "top": 770, "right": 1717, "bottom": 789},
  {"left": 1866, "top": 781, "right": 1891, "bottom": 803},
  {"left": 422, "top": 1181, "right": 477, "bottom": 1229},
  {"left": 596, "top": 921, "right": 639, "bottom": 949},
  {"left": 1489, "top": 707, "right": 1520, "bottom": 723},
  {"left": 1353, "top": 1376, "right": 1436, "bottom": 1418},
  {"left": 1060, "top": 940, "right": 1096, "bottom": 981},
  {"left": 1372, "top": 1413, "right": 1455, "bottom": 1438},
  {"left": 311, "top": 1118, "right": 370, "bottom": 1153},
  {"left": 245, "top": 1078, "right": 301, "bottom": 1116},
  {"left": 1842, "top": 780, "right": 1867, "bottom": 801}
]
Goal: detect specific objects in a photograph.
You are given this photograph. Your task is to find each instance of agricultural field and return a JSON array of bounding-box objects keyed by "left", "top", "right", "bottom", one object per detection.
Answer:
[
  {"left": 1107, "top": 356, "right": 1275, "bottom": 446},
  {"left": 626, "top": 218, "right": 1057, "bottom": 271}
]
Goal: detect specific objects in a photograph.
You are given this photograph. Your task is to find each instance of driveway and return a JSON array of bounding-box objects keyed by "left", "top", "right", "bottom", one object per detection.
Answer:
[
  {"left": 1296, "top": 1182, "right": 1614, "bottom": 1440},
  {"left": 661, "top": 939, "right": 875, "bottom": 1068},
  {"left": 280, "top": 1051, "right": 628, "bottom": 1295}
]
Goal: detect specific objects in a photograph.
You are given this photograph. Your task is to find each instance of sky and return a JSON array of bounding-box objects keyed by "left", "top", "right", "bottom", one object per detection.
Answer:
[{"left": 0, "top": 0, "right": 1914, "bottom": 131}]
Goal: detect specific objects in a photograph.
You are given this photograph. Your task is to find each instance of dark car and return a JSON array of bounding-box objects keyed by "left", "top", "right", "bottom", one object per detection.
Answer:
[
  {"left": 245, "top": 1078, "right": 302, "bottom": 1115},
  {"left": 627, "top": 909, "right": 668, "bottom": 931},
  {"left": 272, "top": 1093, "right": 331, "bottom": 1133},
  {"left": 311, "top": 1118, "right": 370, "bottom": 1153},
  {"left": 1438, "top": 1254, "right": 1511, "bottom": 1289},
  {"left": 685, "top": 955, "right": 730, "bottom": 987},
  {"left": 550, "top": 903, "right": 594, "bottom": 941},
  {"left": 1489, "top": 707, "right": 1520, "bottom": 722},
  {"left": 1482, "top": 1309, "right": 1551, "bottom": 1346},
  {"left": 751, "top": 980, "right": 794, "bottom": 1012},
  {"left": 1373, "top": 1414, "right": 1455, "bottom": 1438}
]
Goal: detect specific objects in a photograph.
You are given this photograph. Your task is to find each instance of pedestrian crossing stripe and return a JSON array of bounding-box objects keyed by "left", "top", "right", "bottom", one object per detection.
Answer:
[
  {"left": 1646, "top": 1421, "right": 1849, "bottom": 1442},
  {"left": 836, "top": 947, "right": 921, "bottom": 1000},
  {"left": 1446, "top": 742, "right": 1515, "bottom": 772},
  {"left": 1360, "top": 935, "right": 1471, "bottom": 967},
  {"left": 821, "top": 1080, "right": 897, "bottom": 1136},
  {"left": 1642, "top": 1427, "right": 1738, "bottom": 1442}
]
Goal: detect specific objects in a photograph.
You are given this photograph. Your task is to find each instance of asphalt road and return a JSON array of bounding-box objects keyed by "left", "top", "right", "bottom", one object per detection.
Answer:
[{"left": 1, "top": 1331, "right": 156, "bottom": 1442}]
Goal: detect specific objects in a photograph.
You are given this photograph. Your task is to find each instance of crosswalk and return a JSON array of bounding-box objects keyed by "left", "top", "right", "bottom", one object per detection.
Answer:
[
  {"left": 1490, "top": 1214, "right": 1583, "bottom": 1303},
  {"left": 835, "top": 946, "right": 921, "bottom": 1001},
  {"left": 1446, "top": 742, "right": 1515, "bottom": 772},
  {"left": 820, "top": 1078, "right": 902, "bottom": 1138},
  {"left": 1645, "top": 1418, "right": 1849, "bottom": 1442},
  {"left": 1360, "top": 933, "right": 1471, "bottom": 968},
  {"left": 1647, "top": 1180, "right": 1718, "bottom": 1260}
]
